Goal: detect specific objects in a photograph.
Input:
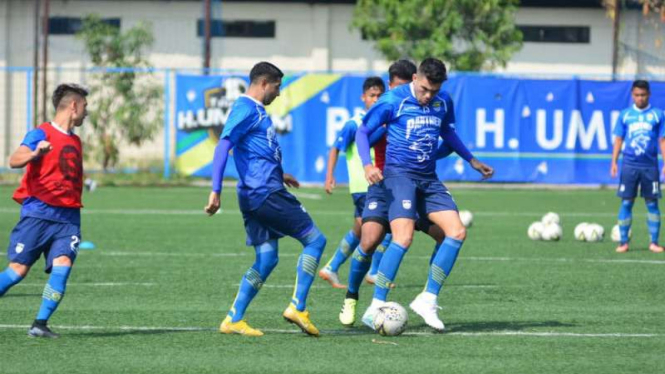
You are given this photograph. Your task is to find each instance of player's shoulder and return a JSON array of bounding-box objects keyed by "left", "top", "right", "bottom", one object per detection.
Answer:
[
  {"left": 229, "top": 96, "right": 262, "bottom": 121},
  {"left": 382, "top": 84, "right": 410, "bottom": 103},
  {"left": 433, "top": 91, "right": 454, "bottom": 109}
]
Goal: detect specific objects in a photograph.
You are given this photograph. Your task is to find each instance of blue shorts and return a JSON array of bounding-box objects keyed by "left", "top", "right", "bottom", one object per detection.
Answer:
[
  {"left": 351, "top": 193, "right": 367, "bottom": 218},
  {"left": 618, "top": 165, "right": 661, "bottom": 199},
  {"left": 384, "top": 176, "right": 458, "bottom": 222},
  {"left": 241, "top": 189, "right": 315, "bottom": 246},
  {"left": 361, "top": 181, "right": 437, "bottom": 233},
  {"left": 6, "top": 216, "right": 80, "bottom": 273}
]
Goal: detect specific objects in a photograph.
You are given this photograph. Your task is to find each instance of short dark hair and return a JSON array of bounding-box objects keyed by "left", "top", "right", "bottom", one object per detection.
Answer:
[
  {"left": 52, "top": 83, "right": 88, "bottom": 110},
  {"left": 249, "top": 61, "right": 284, "bottom": 84},
  {"left": 418, "top": 58, "right": 447, "bottom": 85},
  {"left": 362, "top": 76, "right": 385, "bottom": 93},
  {"left": 632, "top": 80, "right": 650, "bottom": 92},
  {"left": 388, "top": 59, "right": 417, "bottom": 83}
]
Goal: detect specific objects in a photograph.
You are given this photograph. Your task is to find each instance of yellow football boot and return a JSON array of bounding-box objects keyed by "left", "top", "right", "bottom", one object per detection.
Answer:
[
  {"left": 339, "top": 298, "right": 357, "bottom": 326},
  {"left": 220, "top": 316, "right": 264, "bottom": 337},
  {"left": 283, "top": 304, "right": 320, "bottom": 336}
]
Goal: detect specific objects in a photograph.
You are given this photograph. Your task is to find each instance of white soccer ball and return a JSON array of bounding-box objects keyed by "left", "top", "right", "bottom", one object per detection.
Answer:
[
  {"left": 528, "top": 221, "right": 545, "bottom": 240},
  {"left": 583, "top": 224, "right": 604, "bottom": 242},
  {"left": 373, "top": 302, "right": 408, "bottom": 336},
  {"left": 541, "top": 223, "right": 562, "bottom": 241},
  {"left": 610, "top": 224, "right": 632, "bottom": 242},
  {"left": 459, "top": 210, "right": 473, "bottom": 228},
  {"left": 541, "top": 212, "right": 560, "bottom": 225},
  {"left": 574, "top": 223, "right": 588, "bottom": 241}
]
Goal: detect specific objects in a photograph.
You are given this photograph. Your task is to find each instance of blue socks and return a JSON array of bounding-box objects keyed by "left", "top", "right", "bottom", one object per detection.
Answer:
[
  {"left": 0, "top": 267, "right": 23, "bottom": 297},
  {"left": 347, "top": 246, "right": 371, "bottom": 296},
  {"left": 373, "top": 242, "right": 407, "bottom": 302},
  {"left": 292, "top": 228, "right": 327, "bottom": 311},
  {"left": 324, "top": 230, "right": 359, "bottom": 273},
  {"left": 426, "top": 237, "right": 463, "bottom": 296},
  {"left": 646, "top": 200, "right": 661, "bottom": 244},
  {"left": 618, "top": 199, "right": 634, "bottom": 245},
  {"left": 369, "top": 233, "right": 392, "bottom": 276},
  {"left": 36, "top": 266, "right": 71, "bottom": 322},
  {"left": 229, "top": 240, "right": 279, "bottom": 322},
  {"left": 429, "top": 242, "right": 442, "bottom": 266}
]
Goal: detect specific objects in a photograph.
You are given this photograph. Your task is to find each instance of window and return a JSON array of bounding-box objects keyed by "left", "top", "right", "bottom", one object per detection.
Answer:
[
  {"left": 49, "top": 17, "right": 120, "bottom": 35},
  {"left": 197, "top": 20, "right": 275, "bottom": 38},
  {"left": 518, "top": 25, "right": 590, "bottom": 43}
]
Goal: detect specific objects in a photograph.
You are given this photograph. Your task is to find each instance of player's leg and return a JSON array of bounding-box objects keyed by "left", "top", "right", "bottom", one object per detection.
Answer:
[
  {"left": 410, "top": 182, "right": 463, "bottom": 332},
  {"left": 319, "top": 213, "right": 362, "bottom": 289},
  {"left": 222, "top": 239, "right": 279, "bottom": 337},
  {"left": 366, "top": 232, "right": 391, "bottom": 284},
  {"left": 616, "top": 166, "right": 638, "bottom": 252},
  {"left": 259, "top": 190, "right": 326, "bottom": 336},
  {"left": 362, "top": 177, "right": 417, "bottom": 329},
  {"left": 29, "top": 223, "right": 80, "bottom": 339},
  {"left": 416, "top": 217, "right": 445, "bottom": 265},
  {"left": 359, "top": 184, "right": 391, "bottom": 285},
  {"left": 641, "top": 167, "right": 663, "bottom": 253},
  {"left": 1, "top": 218, "right": 46, "bottom": 297}
]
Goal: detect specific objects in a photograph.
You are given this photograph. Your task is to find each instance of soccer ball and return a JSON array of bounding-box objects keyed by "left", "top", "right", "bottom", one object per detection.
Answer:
[
  {"left": 373, "top": 302, "right": 408, "bottom": 336},
  {"left": 610, "top": 224, "right": 631, "bottom": 242},
  {"left": 583, "top": 224, "right": 604, "bottom": 242},
  {"left": 459, "top": 210, "right": 473, "bottom": 228},
  {"left": 541, "top": 223, "right": 562, "bottom": 241},
  {"left": 541, "top": 212, "right": 560, "bottom": 225},
  {"left": 528, "top": 221, "right": 545, "bottom": 240},
  {"left": 574, "top": 222, "right": 588, "bottom": 241}
]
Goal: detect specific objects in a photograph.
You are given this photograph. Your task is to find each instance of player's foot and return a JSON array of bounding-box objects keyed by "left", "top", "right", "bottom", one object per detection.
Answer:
[
  {"left": 283, "top": 304, "right": 319, "bottom": 336},
  {"left": 339, "top": 298, "right": 357, "bottom": 326},
  {"left": 318, "top": 268, "right": 346, "bottom": 289},
  {"left": 361, "top": 299, "right": 385, "bottom": 330},
  {"left": 220, "top": 316, "right": 264, "bottom": 337},
  {"left": 27, "top": 323, "right": 60, "bottom": 339},
  {"left": 649, "top": 243, "right": 665, "bottom": 253},
  {"left": 409, "top": 292, "right": 445, "bottom": 332},
  {"left": 615, "top": 244, "right": 629, "bottom": 253}
]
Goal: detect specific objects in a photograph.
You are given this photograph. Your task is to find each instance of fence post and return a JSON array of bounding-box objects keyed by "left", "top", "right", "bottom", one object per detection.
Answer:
[
  {"left": 26, "top": 68, "right": 33, "bottom": 132},
  {"left": 163, "top": 69, "right": 171, "bottom": 179}
]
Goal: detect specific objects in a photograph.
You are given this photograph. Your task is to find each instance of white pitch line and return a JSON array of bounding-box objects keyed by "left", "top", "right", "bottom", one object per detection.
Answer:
[
  {"left": 16, "top": 282, "right": 156, "bottom": 287},
  {"left": 0, "top": 324, "right": 659, "bottom": 338},
  {"left": 97, "top": 251, "right": 298, "bottom": 258}
]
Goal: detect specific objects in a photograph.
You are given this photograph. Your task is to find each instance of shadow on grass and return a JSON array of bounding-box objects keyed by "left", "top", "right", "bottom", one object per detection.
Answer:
[
  {"left": 3, "top": 293, "right": 41, "bottom": 298},
  {"left": 418, "top": 320, "right": 575, "bottom": 333},
  {"left": 68, "top": 328, "right": 214, "bottom": 338}
]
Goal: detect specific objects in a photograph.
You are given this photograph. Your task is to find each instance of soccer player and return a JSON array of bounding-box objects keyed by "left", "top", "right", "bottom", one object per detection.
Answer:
[
  {"left": 0, "top": 83, "right": 88, "bottom": 338},
  {"left": 205, "top": 62, "right": 327, "bottom": 337},
  {"left": 319, "top": 77, "right": 387, "bottom": 289},
  {"left": 356, "top": 58, "right": 494, "bottom": 331},
  {"left": 610, "top": 80, "right": 665, "bottom": 254}
]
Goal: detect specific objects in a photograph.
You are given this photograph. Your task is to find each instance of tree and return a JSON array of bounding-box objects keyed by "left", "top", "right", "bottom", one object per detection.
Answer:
[
  {"left": 351, "top": 0, "right": 523, "bottom": 71},
  {"left": 76, "top": 15, "right": 163, "bottom": 170}
]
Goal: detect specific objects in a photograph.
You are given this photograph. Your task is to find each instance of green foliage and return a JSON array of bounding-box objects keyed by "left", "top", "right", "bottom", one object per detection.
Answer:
[
  {"left": 351, "top": 0, "right": 523, "bottom": 71},
  {"left": 77, "top": 15, "right": 163, "bottom": 170}
]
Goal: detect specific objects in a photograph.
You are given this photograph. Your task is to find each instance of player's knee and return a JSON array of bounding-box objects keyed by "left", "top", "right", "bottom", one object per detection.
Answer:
[
  {"left": 9, "top": 263, "right": 30, "bottom": 278},
  {"left": 450, "top": 226, "right": 466, "bottom": 241},
  {"left": 52, "top": 256, "right": 73, "bottom": 267},
  {"left": 299, "top": 226, "right": 326, "bottom": 250},
  {"left": 392, "top": 234, "right": 413, "bottom": 249}
]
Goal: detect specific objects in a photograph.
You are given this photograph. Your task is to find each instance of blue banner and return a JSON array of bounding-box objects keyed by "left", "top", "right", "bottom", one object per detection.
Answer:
[{"left": 175, "top": 73, "right": 664, "bottom": 184}]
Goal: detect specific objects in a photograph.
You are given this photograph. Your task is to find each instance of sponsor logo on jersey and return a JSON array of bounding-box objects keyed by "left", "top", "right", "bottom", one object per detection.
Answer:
[
  {"left": 15, "top": 243, "right": 24, "bottom": 254},
  {"left": 368, "top": 201, "right": 378, "bottom": 210},
  {"left": 402, "top": 200, "right": 412, "bottom": 209},
  {"left": 432, "top": 101, "right": 442, "bottom": 112}
]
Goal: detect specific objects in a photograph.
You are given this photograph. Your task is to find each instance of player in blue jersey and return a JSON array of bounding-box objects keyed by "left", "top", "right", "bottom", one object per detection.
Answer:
[
  {"left": 611, "top": 80, "right": 665, "bottom": 254},
  {"left": 356, "top": 58, "right": 494, "bottom": 331},
  {"left": 319, "top": 77, "right": 387, "bottom": 289},
  {"left": 205, "top": 62, "right": 327, "bottom": 336}
]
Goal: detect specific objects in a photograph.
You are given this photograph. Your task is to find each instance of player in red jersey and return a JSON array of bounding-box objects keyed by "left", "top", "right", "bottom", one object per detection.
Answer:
[{"left": 0, "top": 84, "right": 88, "bottom": 338}]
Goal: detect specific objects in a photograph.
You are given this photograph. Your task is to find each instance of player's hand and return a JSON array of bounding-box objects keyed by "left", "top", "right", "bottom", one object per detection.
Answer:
[
  {"left": 364, "top": 164, "right": 383, "bottom": 184},
  {"left": 610, "top": 162, "right": 618, "bottom": 178},
  {"left": 324, "top": 176, "right": 336, "bottom": 194},
  {"left": 33, "top": 141, "right": 52, "bottom": 158},
  {"left": 283, "top": 173, "right": 300, "bottom": 188},
  {"left": 204, "top": 191, "right": 221, "bottom": 216},
  {"left": 470, "top": 158, "right": 494, "bottom": 180}
]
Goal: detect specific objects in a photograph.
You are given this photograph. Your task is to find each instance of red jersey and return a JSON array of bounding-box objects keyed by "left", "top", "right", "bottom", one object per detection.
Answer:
[
  {"left": 373, "top": 134, "right": 387, "bottom": 171},
  {"left": 13, "top": 122, "right": 83, "bottom": 208}
]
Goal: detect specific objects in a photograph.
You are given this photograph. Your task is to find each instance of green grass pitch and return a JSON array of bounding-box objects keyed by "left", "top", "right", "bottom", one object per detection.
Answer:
[{"left": 0, "top": 185, "right": 663, "bottom": 373}]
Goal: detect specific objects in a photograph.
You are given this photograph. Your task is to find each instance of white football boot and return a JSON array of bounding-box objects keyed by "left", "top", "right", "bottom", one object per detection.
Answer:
[
  {"left": 409, "top": 292, "right": 445, "bottom": 332},
  {"left": 361, "top": 298, "right": 385, "bottom": 330}
]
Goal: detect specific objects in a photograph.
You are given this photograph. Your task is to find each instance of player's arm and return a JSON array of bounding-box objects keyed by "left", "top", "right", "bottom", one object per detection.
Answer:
[
  {"left": 325, "top": 147, "right": 340, "bottom": 194},
  {"left": 325, "top": 121, "right": 355, "bottom": 194},
  {"left": 205, "top": 138, "right": 234, "bottom": 216},
  {"left": 658, "top": 112, "right": 665, "bottom": 178},
  {"left": 439, "top": 99, "right": 494, "bottom": 179},
  {"left": 9, "top": 129, "right": 51, "bottom": 169},
  {"left": 611, "top": 112, "right": 626, "bottom": 178},
  {"left": 357, "top": 99, "right": 393, "bottom": 184}
]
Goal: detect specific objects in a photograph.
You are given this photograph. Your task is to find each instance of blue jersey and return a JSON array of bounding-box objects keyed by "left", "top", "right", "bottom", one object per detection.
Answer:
[
  {"left": 362, "top": 83, "right": 456, "bottom": 179},
  {"left": 221, "top": 95, "right": 285, "bottom": 211},
  {"left": 18, "top": 127, "right": 80, "bottom": 225},
  {"left": 613, "top": 105, "right": 665, "bottom": 167}
]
